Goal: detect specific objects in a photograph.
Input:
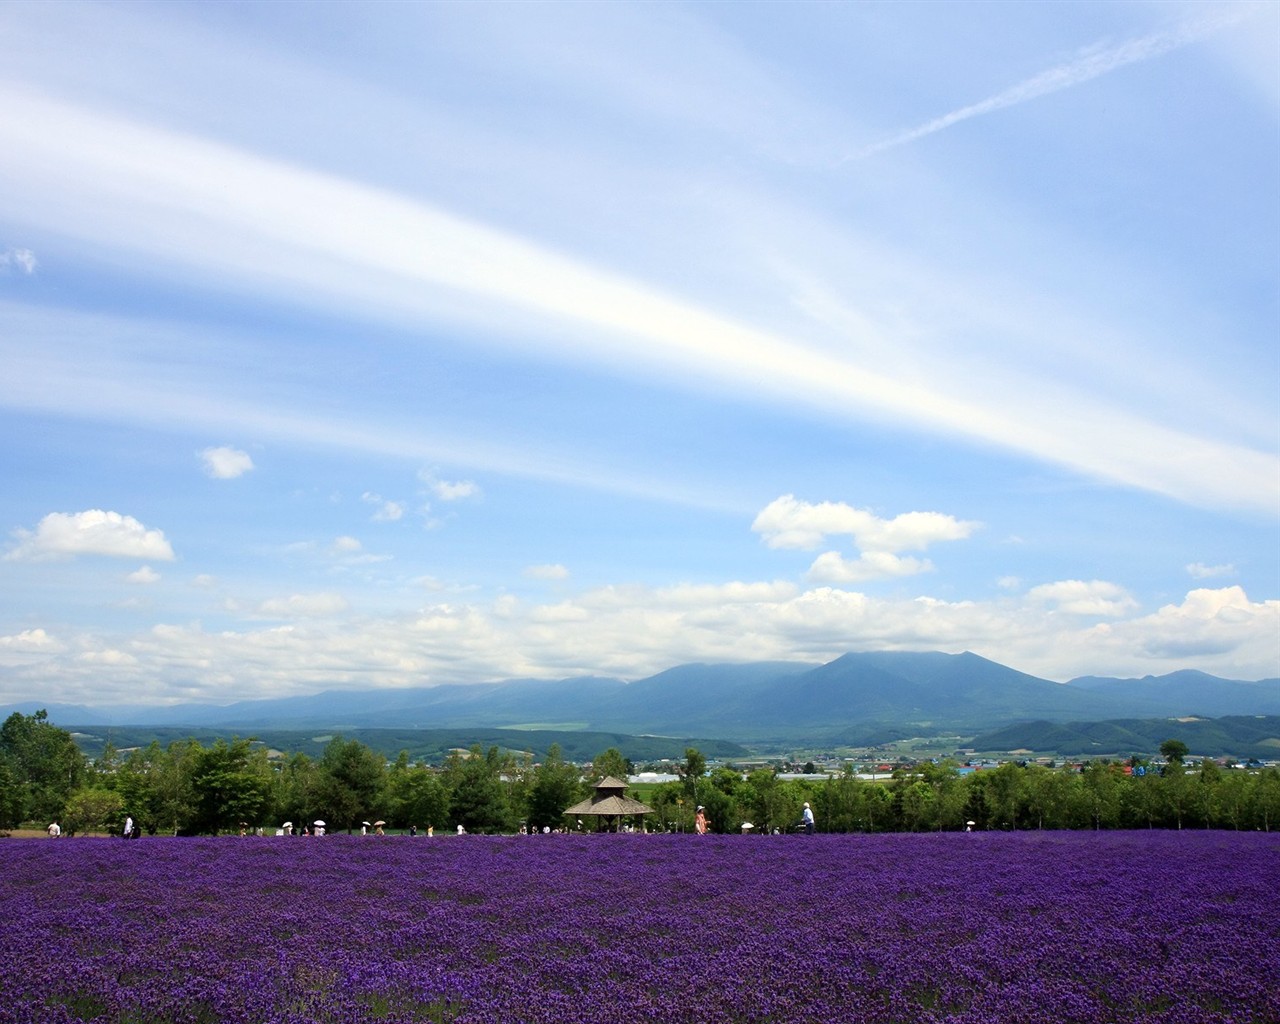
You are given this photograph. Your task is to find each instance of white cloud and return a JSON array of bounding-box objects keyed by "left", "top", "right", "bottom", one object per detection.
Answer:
[
  {"left": 362, "top": 492, "right": 405, "bottom": 521},
  {"left": 257, "top": 591, "right": 349, "bottom": 619},
  {"left": 753, "top": 495, "right": 978, "bottom": 552},
  {"left": 753, "top": 495, "right": 975, "bottom": 582},
  {"left": 6, "top": 509, "right": 175, "bottom": 561},
  {"left": 1028, "top": 579, "right": 1139, "bottom": 617},
  {"left": 126, "top": 565, "right": 161, "bottom": 584},
  {"left": 76, "top": 648, "right": 137, "bottom": 665},
  {"left": 200, "top": 445, "right": 254, "bottom": 479},
  {"left": 422, "top": 473, "right": 480, "bottom": 501},
  {"left": 523, "top": 563, "right": 570, "bottom": 581},
  {"left": 4, "top": 582, "right": 1275, "bottom": 705},
  {"left": 807, "top": 551, "right": 933, "bottom": 584},
  {"left": 0, "top": 628, "right": 60, "bottom": 653},
  {"left": 0, "top": 247, "right": 37, "bottom": 274},
  {"left": 328, "top": 534, "right": 391, "bottom": 566},
  {"left": 1187, "top": 562, "right": 1236, "bottom": 580},
  {"left": 1084, "top": 587, "right": 1280, "bottom": 668}
]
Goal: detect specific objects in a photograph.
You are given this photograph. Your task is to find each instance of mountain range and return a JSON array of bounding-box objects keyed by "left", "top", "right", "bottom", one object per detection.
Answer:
[{"left": 8, "top": 651, "right": 1278, "bottom": 742}]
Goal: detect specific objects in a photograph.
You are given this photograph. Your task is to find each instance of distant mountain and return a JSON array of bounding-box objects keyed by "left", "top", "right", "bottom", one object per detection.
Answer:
[
  {"left": 1064, "top": 670, "right": 1280, "bottom": 717},
  {"left": 8, "top": 652, "right": 1278, "bottom": 743}
]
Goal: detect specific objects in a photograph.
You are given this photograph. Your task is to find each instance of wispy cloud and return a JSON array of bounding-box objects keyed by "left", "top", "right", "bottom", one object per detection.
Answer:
[
  {"left": 0, "top": 86, "right": 1275, "bottom": 514},
  {"left": 1187, "top": 562, "right": 1236, "bottom": 580},
  {"left": 523, "top": 563, "right": 570, "bottom": 581},
  {"left": 0, "top": 247, "right": 37, "bottom": 274},
  {"left": 849, "top": 9, "right": 1256, "bottom": 161}
]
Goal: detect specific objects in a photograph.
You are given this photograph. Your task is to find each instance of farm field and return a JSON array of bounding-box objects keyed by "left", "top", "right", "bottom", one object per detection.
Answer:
[{"left": 1, "top": 831, "right": 1276, "bottom": 1024}]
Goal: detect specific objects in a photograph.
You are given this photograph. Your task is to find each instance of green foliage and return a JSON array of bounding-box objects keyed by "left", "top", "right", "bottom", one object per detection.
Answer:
[
  {"left": 9, "top": 714, "right": 1280, "bottom": 836},
  {"left": 0, "top": 709, "right": 86, "bottom": 826},
  {"left": 588, "top": 747, "right": 630, "bottom": 783},
  {"left": 61, "top": 786, "right": 124, "bottom": 834},
  {"left": 526, "top": 744, "right": 584, "bottom": 831},
  {"left": 188, "top": 738, "right": 273, "bottom": 835},
  {"left": 315, "top": 736, "right": 387, "bottom": 831},
  {"left": 445, "top": 745, "right": 517, "bottom": 834},
  {"left": 680, "top": 747, "right": 706, "bottom": 803}
]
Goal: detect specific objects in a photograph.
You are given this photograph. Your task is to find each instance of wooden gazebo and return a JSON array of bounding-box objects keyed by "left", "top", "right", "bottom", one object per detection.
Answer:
[{"left": 565, "top": 776, "right": 653, "bottom": 832}]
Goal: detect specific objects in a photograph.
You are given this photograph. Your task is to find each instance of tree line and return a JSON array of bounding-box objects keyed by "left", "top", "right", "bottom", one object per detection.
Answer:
[{"left": 3, "top": 710, "right": 1278, "bottom": 835}]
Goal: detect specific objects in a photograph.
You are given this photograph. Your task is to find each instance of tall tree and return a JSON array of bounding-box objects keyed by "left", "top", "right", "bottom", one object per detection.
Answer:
[
  {"left": 188, "top": 738, "right": 272, "bottom": 834},
  {"left": 446, "top": 745, "right": 517, "bottom": 834},
  {"left": 0, "top": 710, "right": 85, "bottom": 826},
  {"left": 526, "top": 744, "right": 584, "bottom": 831},
  {"left": 589, "top": 747, "right": 630, "bottom": 783},
  {"left": 680, "top": 747, "right": 706, "bottom": 807},
  {"left": 315, "top": 737, "right": 386, "bottom": 830}
]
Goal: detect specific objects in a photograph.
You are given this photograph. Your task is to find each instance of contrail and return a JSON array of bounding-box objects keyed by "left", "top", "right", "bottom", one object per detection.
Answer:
[{"left": 848, "top": 7, "right": 1256, "bottom": 161}]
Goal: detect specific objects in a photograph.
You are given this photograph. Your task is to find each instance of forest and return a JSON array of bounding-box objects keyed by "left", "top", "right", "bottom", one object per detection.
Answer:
[{"left": 3, "top": 709, "right": 1279, "bottom": 836}]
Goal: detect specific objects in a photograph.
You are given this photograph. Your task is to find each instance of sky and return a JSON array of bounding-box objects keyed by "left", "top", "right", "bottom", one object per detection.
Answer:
[{"left": 0, "top": 0, "right": 1277, "bottom": 709}]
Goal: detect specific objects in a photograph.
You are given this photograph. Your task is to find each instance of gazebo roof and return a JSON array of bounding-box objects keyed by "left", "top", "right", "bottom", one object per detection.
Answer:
[
  {"left": 565, "top": 793, "right": 653, "bottom": 817},
  {"left": 564, "top": 775, "right": 653, "bottom": 818}
]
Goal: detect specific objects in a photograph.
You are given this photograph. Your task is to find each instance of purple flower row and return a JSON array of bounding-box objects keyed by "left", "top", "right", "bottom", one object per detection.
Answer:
[{"left": 1, "top": 831, "right": 1276, "bottom": 1023}]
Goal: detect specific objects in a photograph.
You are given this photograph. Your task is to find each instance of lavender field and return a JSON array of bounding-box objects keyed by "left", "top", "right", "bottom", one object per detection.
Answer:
[{"left": 2, "top": 831, "right": 1276, "bottom": 1024}]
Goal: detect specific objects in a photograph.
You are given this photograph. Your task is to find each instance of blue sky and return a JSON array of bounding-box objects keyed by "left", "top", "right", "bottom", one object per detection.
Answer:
[{"left": 0, "top": 0, "right": 1276, "bottom": 708}]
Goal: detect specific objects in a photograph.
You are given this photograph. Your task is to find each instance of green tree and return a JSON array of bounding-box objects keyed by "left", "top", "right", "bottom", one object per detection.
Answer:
[
  {"left": 1254, "top": 768, "right": 1280, "bottom": 831},
  {"left": 983, "top": 761, "right": 1027, "bottom": 830},
  {"left": 859, "top": 781, "right": 894, "bottom": 832},
  {"left": 526, "top": 744, "right": 584, "bottom": 831},
  {"left": 1161, "top": 758, "right": 1192, "bottom": 830},
  {"left": 446, "top": 745, "right": 517, "bottom": 834},
  {"left": 898, "top": 778, "right": 936, "bottom": 831},
  {"left": 62, "top": 787, "right": 125, "bottom": 834},
  {"left": 1081, "top": 761, "right": 1123, "bottom": 829},
  {"left": 1159, "top": 738, "right": 1189, "bottom": 764},
  {"left": 151, "top": 739, "right": 201, "bottom": 835},
  {"left": 1123, "top": 767, "right": 1164, "bottom": 828},
  {"left": 1213, "top": 769, "right": 1252, "bottom": 830},
  {"left": 1191, "top": 758, "right": 1222, "bottom": 828},
  {"left": 271, "top": 751, "right": 318, "bottom": 830},
  {"left": 188, "top": 738, "right": 272, "bottom": 834},
  {"left": 680, "top": 747, "right": 707, "bottom": 808},
  {"left": 589, "top": 748, "right": 630, "bottom": 783},
  {"left": 398, "top": 767, "right": 450, "bottom": 833},
  {"left": 1024, "top": 765, "right": 1078, "bottom": 830},
  {"left": 0, "top": 758, "right": 24, "bottom": 829},
  {"left": 315, "top": 737, "right": 386, "bottom": 831},
  {"left": 0, "top": 710, "right": 86, "bottom": 826}
]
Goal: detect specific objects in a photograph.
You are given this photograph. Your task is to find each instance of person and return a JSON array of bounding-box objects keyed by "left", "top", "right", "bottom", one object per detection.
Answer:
[
  {"left": 695, "top": 806, "right": 708, "bottom": 835},
  {"left": 802, "top": 802, "right": 815, "bottom": 834},
  {"left": 47, "top": 822, "right": 61, "bottom": 838},
  {"left": 123, "top": 816, "right": 134, "bottom": 839},
  {"left": 409, "top": 825, "right": 417, "bottom": 837}
]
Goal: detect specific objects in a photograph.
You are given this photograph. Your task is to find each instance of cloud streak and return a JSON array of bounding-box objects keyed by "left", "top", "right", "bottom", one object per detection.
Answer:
[
  {"left": 850, "top": 8, "right": 1256, "bottom": 160},
  {"left": 0, "top": 85, "right": 1275, "bottom": 515}
]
